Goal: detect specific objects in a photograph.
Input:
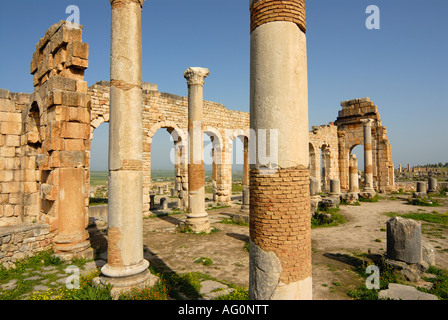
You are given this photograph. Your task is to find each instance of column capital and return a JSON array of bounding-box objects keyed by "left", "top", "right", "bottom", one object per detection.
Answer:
[
  {"left": 184, "top": 67, "right": 210, "bottom": 86},
  {"left": 361, "top": 118, "right": 374, "bottom": 127},
  {"left": 110, "top": 0, "right": 145, "bottom": 8}
]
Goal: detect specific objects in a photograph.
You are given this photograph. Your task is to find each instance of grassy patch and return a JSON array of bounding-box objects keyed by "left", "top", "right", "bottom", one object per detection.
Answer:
[
  {"left": 359, "top": 194, "right": 380, "bottom": 202},
  {"left": 407, "top": 197, "right": 440, "bottom": 207},
  {"left": 385, "top": 211, "right": 448, "bottom": 227},
  {"left": 219, "top": 218, "right": 249, "bottom": 227},
  {"left": 311, "top": 206, "right": 346, "bottom": 229}
]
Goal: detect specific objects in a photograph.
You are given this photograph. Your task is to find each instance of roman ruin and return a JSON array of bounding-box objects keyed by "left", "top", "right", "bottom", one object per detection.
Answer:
[{"left": 7, "top": 0, "right": 447, "bottom": 302}]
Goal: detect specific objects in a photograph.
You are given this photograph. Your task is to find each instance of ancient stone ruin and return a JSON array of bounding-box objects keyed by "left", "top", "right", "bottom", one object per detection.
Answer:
[{"left": 0, "top": 0, "right": 399, "bottom": 300}]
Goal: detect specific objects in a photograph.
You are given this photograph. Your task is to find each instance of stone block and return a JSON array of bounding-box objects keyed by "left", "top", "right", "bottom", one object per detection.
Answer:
[
  {"left": 59, "top": 150, "right": 86, "bottom": 167},
  {"left": 5, "top": 135, "right": 20, "bottom": 147},
  {"left": 387, "top": 217, "right": 422, "bottom": 264},
  {"left": 0, "top": 89, "right": 10, "bottom": 99},
  {"left": 60, "top": 122, "right": 90, "bottom": 139},
  {"left": 67, "top": 41, "right": 89, "bottom": 60},
  {"left": 49, "top": 23, "right": 82, "bottom": 53},
  {"left": 0, "top": 122, "right": 22, "bottom": 135},
  {"left": 47, "top": 76, "right": 77, "bottom": 92}
]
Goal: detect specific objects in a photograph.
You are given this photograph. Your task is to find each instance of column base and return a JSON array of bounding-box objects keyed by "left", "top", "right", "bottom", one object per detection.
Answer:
[
  {"left": 359, "top": 189, "right": 376, "bottom": 199},
  {"left": 186, "top": 215, "right": 211, "bottom": 234},
  {"left": 95, "top": 269, "right": 159, "bottom": 299},
  {"left": 343, "top": 192, "right": 359, "bottom": 204},
  {"left": 240, "top": 204, "right": 250, "bottom": 213}
]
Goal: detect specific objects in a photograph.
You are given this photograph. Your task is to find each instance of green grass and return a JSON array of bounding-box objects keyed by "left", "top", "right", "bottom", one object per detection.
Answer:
[
  {"left": 219, "top": 218, "right": 249, "bottom": 227},
  {"left": 90, "top": 171, "right": 108, "bottom": 186},
  {"left": 311, "top": 206, "right": 346, "bottom": 229},
  {"left": 194, "top": 257, "right": 213, "bottom": 266},
  {"left": 385, "top": 211, "right": 448, "bottom": 227},
  {"left": 0, "top": 250, "right": 98, "bottom": 300},
  {"left": 359, "top": 194, "right": 380, "bottom": 202},
  {"left": 408, "top": 197, "right": 440, "bottom": 207}
]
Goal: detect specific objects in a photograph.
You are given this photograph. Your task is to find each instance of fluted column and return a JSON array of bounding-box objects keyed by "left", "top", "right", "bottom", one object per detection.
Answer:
[
  {"left": 361, "top": 118, "right": 375, "bottom": 196},
  {"left": 249, "top": 0, "right": 312, "bottom": 300},
  {"left": 100, "top": 0, "right": 152, "bottom": 293},
  {"left": 184, "top": 67, "right": 211, "bottom": 234}
]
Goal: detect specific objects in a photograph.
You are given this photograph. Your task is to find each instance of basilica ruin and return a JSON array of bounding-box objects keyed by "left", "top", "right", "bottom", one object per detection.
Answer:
[{"left": 0, "top": 0, "right": 398, "bottom": 299}]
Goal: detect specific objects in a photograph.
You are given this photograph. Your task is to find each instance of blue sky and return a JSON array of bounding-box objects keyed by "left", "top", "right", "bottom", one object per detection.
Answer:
[{"left": 0, "top": 0, "right": 447, "bottom": 171}]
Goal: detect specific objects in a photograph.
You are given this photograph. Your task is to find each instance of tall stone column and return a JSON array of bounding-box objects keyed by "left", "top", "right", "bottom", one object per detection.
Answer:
[
  {"left": 240, "top": 137, "right": 250, "bottom": 212},
  {"left": 249, "top": 0, "right": 312, "bottom": 300},
  {"left": 184, "top": 67, "right": 211, "bottom": 234},
  {"left": 100, "top": 0, "right": 153, "bottom": 294},
  {"left": 361, "top": 118, "right": 375, "bottom": 197}
]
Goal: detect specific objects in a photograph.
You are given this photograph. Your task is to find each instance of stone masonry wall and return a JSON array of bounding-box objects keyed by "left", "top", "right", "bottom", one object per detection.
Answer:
[
  {"left": 0, "top": 90, "right": 31, "bottom": 227},
  {"left": 0, "top": 222, "right": 53, "bottom": 269},
  {"left": 88, "top": 81, "right": 250, "bottom": 214},
  {"left": 309, "top": 123, "right": 339, "bottom": 192}
]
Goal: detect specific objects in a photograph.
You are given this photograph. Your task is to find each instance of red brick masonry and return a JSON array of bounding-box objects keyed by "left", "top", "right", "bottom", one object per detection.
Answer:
[
  {"left": 249, "top": 167, "right": 312, "bottom": 284},
  {"left": 250, "top": 0, "right": 307, "bottom": 34}
]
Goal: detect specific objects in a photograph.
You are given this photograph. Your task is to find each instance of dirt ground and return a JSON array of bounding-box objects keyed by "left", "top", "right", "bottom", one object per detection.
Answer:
[{"left": 89, "top": 194, "right": 448, "bottom": 300}]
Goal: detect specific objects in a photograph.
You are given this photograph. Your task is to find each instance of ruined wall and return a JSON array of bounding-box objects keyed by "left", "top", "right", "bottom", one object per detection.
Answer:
[
  {"left": 309, "top": 123, "right": 339, "bottom": 192},
  {"left": 0, "top": 90, "right": 31, "bottom": 226},
  {"left": 89, "top": 81, "right": 250, "bottom": 214},
  {"left": 335, "top": 98, "right": 395, "bottom": 193}
]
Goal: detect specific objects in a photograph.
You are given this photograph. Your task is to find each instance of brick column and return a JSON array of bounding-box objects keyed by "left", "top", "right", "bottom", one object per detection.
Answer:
[
  {"left": 249, "top": 0, "right": 312, "bottom": 300},
  {"left": 184, "top": 67, "right": 211, "bottom": 233},
  {"left": 100, "top": 0, "right": 154, "bottom": 294},
  {"left": 361, "top": 118, "right": 375, "bottom": 197}
]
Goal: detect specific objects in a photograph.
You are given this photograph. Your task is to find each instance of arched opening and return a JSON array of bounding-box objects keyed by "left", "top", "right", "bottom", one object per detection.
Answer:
[
  {"left": 320, "top": 144, "right": 330, "bottom": 191},
  {"left": 26, "top": 102, "right": 42, "bottom": 150},
  {"left": 150, "top": 128, "right": 178, "bottom": 212},
  {"left": 350, "top": 144, "right": 364, "bottom": 188},
  {"left": 89, "top": 122, "right": 109, "bottom": 207},
  {"left": 231, "top": 136, "right": 245, "bottom": 203}
]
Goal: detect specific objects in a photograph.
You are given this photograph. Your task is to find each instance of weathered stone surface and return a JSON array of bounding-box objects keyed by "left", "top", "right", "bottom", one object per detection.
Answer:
[
  {"left": 387, "top": 217, "right": 422, "bottom": 264},
  {"left": 249, "top": 240, "right": 282, "bottom": 300},
  {"left": 378, "top": 283, "right": 438, "bottom": 300}
]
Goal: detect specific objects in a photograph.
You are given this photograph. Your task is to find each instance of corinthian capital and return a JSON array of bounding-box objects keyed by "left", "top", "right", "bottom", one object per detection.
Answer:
[
  {"left": 361, "top": 118, "right": 375, "bottom": 127},
  {"left": 184, "top": 67, "right": 210, "bottom": 86}
]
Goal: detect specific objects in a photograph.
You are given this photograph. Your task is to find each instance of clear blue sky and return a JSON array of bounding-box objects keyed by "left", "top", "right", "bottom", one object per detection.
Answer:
[{"left": 1, "top": 0, "right": 447, "bottom": 171}]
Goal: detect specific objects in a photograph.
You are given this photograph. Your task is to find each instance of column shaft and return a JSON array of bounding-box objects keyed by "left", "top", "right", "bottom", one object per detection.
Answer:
[
  {"left": 362, "top": 119, "right": 374, "bottom": 192},
  {"left": 184, "top": 67, "right": 210, "bottom": 233},
  {"left": 249, "top": 0, "right": 312, "bottom": 300},
  {"left": 101, "top": 0, "right": 150, "bottom": 289}
]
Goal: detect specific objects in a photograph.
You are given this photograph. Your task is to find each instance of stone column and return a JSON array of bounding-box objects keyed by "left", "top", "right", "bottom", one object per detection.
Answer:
[
  {"left": 344, "top": 154, "right": 359, "bottom": 204},
  {"left": 241, "top": 137, "right": 250, "bottom": 212},
  {"left": 100, "top": 0, "right": 153, "bottom": 294},
  {"left": 349, "top": 154, "right": 359, "bottom": 193},
  {"left": 249, "top": 0, "right": 312, "bottom": 300},
  {"left": 361, "top": 118, "right": 375, "bottom": 197},
  {"left": 428, "top": 177, "right": 437, "bottom": 193},
  {"left": 184, "top": 67, "right": 211, "bottom": 233},
  {"left": 329, "top": 179, "right": 341, "bottom": 196}
]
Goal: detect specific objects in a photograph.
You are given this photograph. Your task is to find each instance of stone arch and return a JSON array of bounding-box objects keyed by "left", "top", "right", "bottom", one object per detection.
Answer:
[
  {"left": 143, "top": 121, "right": 188, "bottom": 213},
  {"left": 335, "top": 98, "right": 394, "bottom": 192},
  {"left": 225, "top": 129, "right": 251, "bottom": 203}
]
